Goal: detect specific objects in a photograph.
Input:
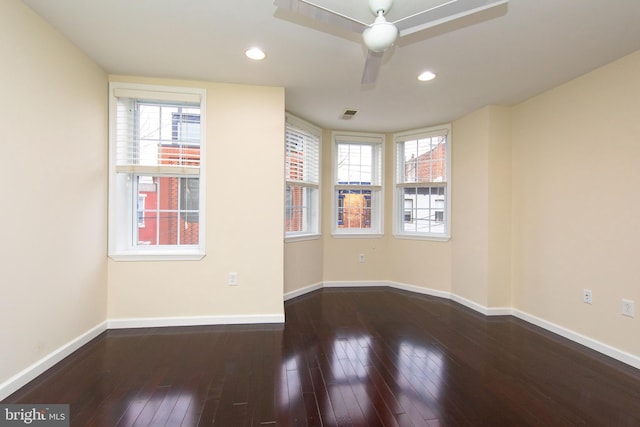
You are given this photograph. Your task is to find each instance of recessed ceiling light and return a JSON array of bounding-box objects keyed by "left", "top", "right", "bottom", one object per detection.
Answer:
[
  {"left": 418, "top": 71, "right": 436, "bottom": 81},
  {"left": 245, "top": 47, "right": 266, "bottom": 61}
]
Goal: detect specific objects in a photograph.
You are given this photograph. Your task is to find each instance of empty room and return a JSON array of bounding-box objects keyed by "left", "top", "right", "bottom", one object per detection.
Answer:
[{"left": 1, "top": 0, "right": 640, "bottom": 425}]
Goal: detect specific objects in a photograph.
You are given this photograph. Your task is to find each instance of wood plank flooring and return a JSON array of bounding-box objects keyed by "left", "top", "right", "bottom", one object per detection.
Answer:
[{"left": 4, "top": 287, "right": 640, "bottom": 426}]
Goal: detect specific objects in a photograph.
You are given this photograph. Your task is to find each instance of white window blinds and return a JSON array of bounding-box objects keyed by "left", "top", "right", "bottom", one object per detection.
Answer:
[
  {"left": 113, "top": 86, "right": 203, "bottom": 176},
  {"left": 285, "top": 114, "right": 320, "bottom": 186}
]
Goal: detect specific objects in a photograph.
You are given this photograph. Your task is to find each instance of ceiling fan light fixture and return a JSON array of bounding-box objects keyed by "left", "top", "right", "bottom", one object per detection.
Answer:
[
  {"left": 362, "top": 17, "right": 398, "bottom": 52},
  {"left": 245, "top": 47, "right": 266, "bottom": 60}
]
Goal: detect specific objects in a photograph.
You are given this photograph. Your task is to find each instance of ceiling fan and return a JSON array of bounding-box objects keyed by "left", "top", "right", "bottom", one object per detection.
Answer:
[{"left": 274, "top": 0, "right": 508, "bottom": 84}]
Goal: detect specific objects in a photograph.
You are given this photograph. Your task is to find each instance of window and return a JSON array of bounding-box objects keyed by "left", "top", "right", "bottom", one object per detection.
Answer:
[
  {"left": 333, "top": 133, "right": 384, "bottom": 236},
  {"left": 108, "top": 83, "right": 206, "bottom": 260},
  {"left": 284, "top": 114, "right": 321, "bottom": 239},
  {"left": 394, "top": 125, "right": 450, "bottom": 239}
]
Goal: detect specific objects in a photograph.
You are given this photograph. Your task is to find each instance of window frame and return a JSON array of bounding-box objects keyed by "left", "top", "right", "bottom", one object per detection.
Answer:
[
  {"left": 393, "top": 125, "right": 451, "bottom": 241},
  {"left": 332, "top": 132, "right": 384, "bottom": 237},
  {"left": 108, "top": 82, "right": 207, "bottom": 261},
  {"left": 284, "top": 114, "right": 322, "bottom": 241}
]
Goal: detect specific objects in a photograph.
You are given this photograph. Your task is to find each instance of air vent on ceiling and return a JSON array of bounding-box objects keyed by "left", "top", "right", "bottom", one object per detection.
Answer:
[{"left": 342, "top": 109, "right": 358, "bottom": 120}]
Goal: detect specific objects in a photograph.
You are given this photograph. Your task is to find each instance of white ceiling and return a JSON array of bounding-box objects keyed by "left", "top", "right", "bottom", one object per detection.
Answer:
[{"left": 23, "top": 0, "right": 640, "bottom": 133}]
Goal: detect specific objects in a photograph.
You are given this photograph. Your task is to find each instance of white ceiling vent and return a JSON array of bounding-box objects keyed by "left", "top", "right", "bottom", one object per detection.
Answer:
[{"left": 342, "top": 109, "right": 358, "bottom": 120}]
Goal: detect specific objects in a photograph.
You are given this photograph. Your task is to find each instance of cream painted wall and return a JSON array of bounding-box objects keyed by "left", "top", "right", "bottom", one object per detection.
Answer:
[
  {"left": 487, "top": 106, "right": 512, "bottom": 308},
  {"left": 511, "top": 50, "right": 640, "bottom": 356},
  {"left": 450, "top": 106, "right": 512, "bottom": 308},
  {"left": 451, "top": 109, "right": 491, "bottom": 306},
  {"left": 0, "top": 0, "right": 108, "bottom": 387},
  {"left": 284, "top": 239, "right": 323, "bottom": 294},
  {"left": 385, "top": 238, "right": 452, "bottom": 291},
  {"left": 323, "top": 236, "right": 390, "bottom": 282},
  {"left": 107, "top": 76, "right": 285, "bottom": 320}
]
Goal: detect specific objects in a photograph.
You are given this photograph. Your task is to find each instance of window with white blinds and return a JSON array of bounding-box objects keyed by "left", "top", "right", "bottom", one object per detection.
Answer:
[
  {"left": 332, "top": 132, "right": 384, "bottom": 236},
  {"left": 394, "top": 125, "right": 451, "bottom": 239},
  {"left": 108, "top": 82, "right": 207, "bottom": 260},
  {"left": 285, "top": 114, "right": 321, "bottom": 238}
]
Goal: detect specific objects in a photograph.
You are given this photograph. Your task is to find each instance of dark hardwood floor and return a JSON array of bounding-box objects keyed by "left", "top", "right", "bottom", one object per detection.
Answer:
[{"left": 4, "top": 287, "right": 640, "bottom": 426}]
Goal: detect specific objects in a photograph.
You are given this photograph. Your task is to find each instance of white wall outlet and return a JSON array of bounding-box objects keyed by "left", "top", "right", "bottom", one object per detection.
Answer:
[
  {"left": 622, "top": 299, "right": 634, "bottom": 317},
  {"left": 583, "top": 289, "right": 592, "bottom": 304},
  {"left": 359, "top": 253, "right": 365, "bottom": 263},
  {"left": 228, "top": 272, "right": 238, "bottom": 286}
]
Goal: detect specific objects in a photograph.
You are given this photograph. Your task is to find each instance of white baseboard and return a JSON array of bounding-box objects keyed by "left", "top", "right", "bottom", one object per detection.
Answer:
[
  {"left": 0, "top": 321, "right": 107, "bottom": 401},
  {"left": 284, "top": 282, "right": 323, "bottom": 301},
  {"left": 388, "top": 280, "right": 451, "bottom": 300},
  {"left": 449, "top": 293, "right": 513, "bottom": 316},
  {"left": 323, "top": 280, "right": 388, "bottom": 288},
  {"left": 286, "top": 280, "right": 640, "bottom": 370},
  {"left": 512, "top": 309, "right": 640, "bottom": 370},
  {"left": 107, "top": 313, "right": 285, "bottom": 329}
]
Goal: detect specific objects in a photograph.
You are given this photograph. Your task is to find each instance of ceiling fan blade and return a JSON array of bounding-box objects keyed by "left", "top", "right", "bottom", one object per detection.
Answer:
[
  {"left": 274, "top": 0, "right": 368, "bottom": 33},
  {"left": 393, "top": 0, "right": 508, "bottom": 37},
  {"left": 361, "top": 50, "right": 384, "bottom": 85}
]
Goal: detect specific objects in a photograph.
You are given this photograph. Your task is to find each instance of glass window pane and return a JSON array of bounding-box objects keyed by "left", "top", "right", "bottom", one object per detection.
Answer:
[
  {"left": 400, "top": 186, "right": 445, "bottom": 234},
  {"left": 134, "top": 103, "right": 201, "bottom": 167},
  {"left": 337, "top": 143, "right": 374, "bottom": 184},
  {"left": 285, "top": 184, "right": 313, "bottom": 233},
  {"left": 399, "top": 136, "right": 446, "bottom": 184},
  {"left": 136, "top": 175, "right": 200, "bottom": 246},
  {"left": 337, "top": 189, "right": 372, "bottom": 229}
]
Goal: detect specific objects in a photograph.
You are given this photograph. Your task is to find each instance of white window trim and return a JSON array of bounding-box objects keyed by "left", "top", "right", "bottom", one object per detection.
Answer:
[
  {"left": 285, "top": 234, "right": 322, "bottom": 243},
  {"left": 284, "top": 113, "right": 322, "bottom": 241},
  {"left": 331, "top": 131, "right": 385, "bottom": 237},
  {"left": 108, "top": 82, "right": 207, "bottom": 261},
  {"left": 393, "top": 124, "right": 451, "bottom": 241}
]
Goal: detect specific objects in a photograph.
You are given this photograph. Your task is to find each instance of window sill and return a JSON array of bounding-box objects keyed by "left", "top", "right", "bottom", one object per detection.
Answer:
[
  {"left": 109, "top": 250, "right": 205, "bottom": 262},
  {"left": 331, "top": 232, "right": 384, "bottom": 239},
  {"left": 393, "top": 233, "right": 451, "bottom": 242},
  {"left": 285, "top": 234, "right": 321, "bottom": 243}
]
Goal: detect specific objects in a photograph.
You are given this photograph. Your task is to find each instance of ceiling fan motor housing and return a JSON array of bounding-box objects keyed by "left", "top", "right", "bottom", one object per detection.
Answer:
[{"left": 369, "top": 0, "right": 393, "bottom": 15}]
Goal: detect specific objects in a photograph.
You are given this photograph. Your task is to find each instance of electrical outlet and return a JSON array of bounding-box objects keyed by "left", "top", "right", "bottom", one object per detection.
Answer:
[
  {"left": 359, "top": 253, "right": 365, "bottom": 263},
  {"left": 583, "top": 289, "right": 592, "bottom": 305},
  {"left": 228, "top": 272, "right": 238, "bottom": 286},
  {"left": 622, "top": 299, "right": 634, "bottom": 317}
]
